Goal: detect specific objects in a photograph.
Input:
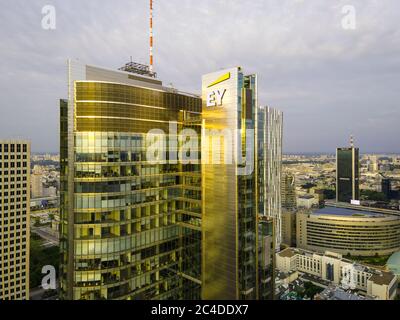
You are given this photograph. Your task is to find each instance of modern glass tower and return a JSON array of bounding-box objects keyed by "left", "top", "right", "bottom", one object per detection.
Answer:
[
  {"left": 60, "top": 60, "right": 202, "bottom": 300},
  {"left": 0, "top": 141, "right": 30, "bottom": 300},
  {"left": 257, "top": 107, "right": 283, "bottom": 249},
  {"left": 336, "top": 146, "right": 360, "bottom": 203},
  {"left": 201, "top": 67, "right": 274, "bottom": 300}
]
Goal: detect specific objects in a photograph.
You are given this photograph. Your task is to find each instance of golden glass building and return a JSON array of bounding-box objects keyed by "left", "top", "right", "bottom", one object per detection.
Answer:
[
  {"left": 201, "top": 67, "right": 274, "bottom": 300},
  {"left": 0, "top": 140, "right": 30, "bottom": 300},
  {"left": 60, "top": 60, "right": 202, "bottom": 300},
  {"left": 61, "top": 61, "right": 276, "bottom": 300}
]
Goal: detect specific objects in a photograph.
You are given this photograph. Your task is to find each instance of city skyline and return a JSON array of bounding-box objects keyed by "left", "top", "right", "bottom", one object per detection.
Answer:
[
  {"left": 0, "top": 1, "right": 399, "bottom": 153},
  {"left": 1, "top": 0, "right": 400, "bottom": 307}
]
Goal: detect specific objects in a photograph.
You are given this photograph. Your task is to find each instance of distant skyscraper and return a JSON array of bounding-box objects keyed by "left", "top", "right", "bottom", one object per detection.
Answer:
[
  {"left": 60, "top": 60, "right": 202, "bottom": 300},
  {"left": 31, "top": 173, "right": 43, "bottom": 199},
  {"left": 336, "top": 139, "right": 360, "bottom": 203},
  {"left": 369, "top": 155, "right": 379, "bottom": 173},
  {"left": 0, "top": 141, "right": 30, "bottom": 300},
  {"left": 258, "top": 107, "right": 283, "bottom": 248},
  {"left": 281, "top": 172, "right": 296, "bottom": 211},
  {"left": 281, "top": 172, "right": 297, "bottom": 247},
  {"left": 382, "top": 178, "right": 392, "bottom": 200}
]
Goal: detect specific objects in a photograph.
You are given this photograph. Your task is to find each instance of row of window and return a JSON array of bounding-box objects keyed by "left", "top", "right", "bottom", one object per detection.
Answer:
[
  {"left": 0, "top": 154, "right": 28, "bottom": 160},
  {"left": 74, "top": 226, "right": 179, "bottom": 256},
  {"left": 0, "top": 144, "right": 27, "bottom": 153},
  {"left": 75, "top": 82, "right": 201, "bottom": 113}
]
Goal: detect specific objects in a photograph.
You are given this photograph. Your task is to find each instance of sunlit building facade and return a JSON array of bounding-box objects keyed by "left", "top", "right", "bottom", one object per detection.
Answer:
[
  {"left": 201, "top": 67, "right": 274, "bottom": 300},
  {"left": 0, "top": 141, "right": 30, "bottom": 300},
  {"left": 60, "top": 60, "right": 202, "bottom": 300},
  {"left": 258, "top": 107, "right": 283, "bottom": 248}
]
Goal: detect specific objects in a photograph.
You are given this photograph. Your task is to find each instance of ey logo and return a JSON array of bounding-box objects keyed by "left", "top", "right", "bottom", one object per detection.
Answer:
[{"left": 206, "top": 72, "right": 230, "bottom": 107}]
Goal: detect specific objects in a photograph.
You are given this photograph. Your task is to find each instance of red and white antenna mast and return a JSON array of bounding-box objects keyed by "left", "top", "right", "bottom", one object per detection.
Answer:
[
  {"left": 350, "top": 134, "right": 354, "bottom": 148},
  {"left": 149, "top": 0, "right": 154, "bottom": 73}
]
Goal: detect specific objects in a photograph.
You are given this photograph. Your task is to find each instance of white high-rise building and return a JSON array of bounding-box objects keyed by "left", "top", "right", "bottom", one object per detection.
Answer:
[{"left": 258, "top": 106, "right": 283, "bottom": 249}]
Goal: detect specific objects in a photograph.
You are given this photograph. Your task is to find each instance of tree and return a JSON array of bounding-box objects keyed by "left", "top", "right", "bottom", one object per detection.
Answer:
[
  {"left": 30, "top": 236, "right": 59, "bottom": 289},
  {"left": 361, "top": 190, "right": 387, "bottom": 202},
  {"left": 323, "top": 189, "right": 336, "bottom": 200}
]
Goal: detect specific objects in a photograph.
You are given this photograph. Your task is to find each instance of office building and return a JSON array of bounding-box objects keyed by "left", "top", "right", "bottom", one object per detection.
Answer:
[
  {"left": 382, "top": 178, "right": 392, "bottom": 200},
  {"left": 201, "top": 67, "right": 274, "bottom": 300},
  {"left": 257, "top": 216, "right": 275, "bottom": 300},
  {"left": 281, "top": 172, "right": 296, "bottom": 211},
  {"left": 297, "top": 194, "right": 318, "bottom": 209},
  {"left": 258, "top": 107, "right": 283, "bottom": 248},
  {"left": 336, "top": 144, "right": 360, "bottom": 203},
  {"left": 0, "top": 141, "right": 30, "bottom": 300},
  {"left": 296, "top": 205, "right": 400, "bottom": 256},
  {"left": 368, "top": 155, "right": 379, "bottom": 173},
  {"left": 43, "top": 186, "right": 57, "bottom": 198},
  {"left": 31, "top": 173, "right": 43, "bottom": 199},
  {"left": 277, "top": 247, "right": 398, "bottom": 300},
  {"left": 60, "top": 60, "right": 202, "bottom": 300},
  {"left": 61, "top": 61, "right": 277, "bottom": 300}
]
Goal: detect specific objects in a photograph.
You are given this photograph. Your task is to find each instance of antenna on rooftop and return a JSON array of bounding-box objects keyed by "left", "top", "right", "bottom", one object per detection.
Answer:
[
  {"left": 118, "top": 1, "right": 157, "bottom": 78},
  {"left": 149, "top": 0, "right": 154, "bottom": 73}
]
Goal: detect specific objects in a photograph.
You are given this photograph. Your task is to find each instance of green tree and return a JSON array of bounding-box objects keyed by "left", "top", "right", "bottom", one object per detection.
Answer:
[{"left": 30, "top": 236, "right": 59, "bottom": 288}]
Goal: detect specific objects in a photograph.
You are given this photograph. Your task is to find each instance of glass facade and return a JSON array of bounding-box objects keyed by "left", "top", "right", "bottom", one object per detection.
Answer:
[
  {"left": 336, "top": 148, "right": 360, "bottom": 203},
  {"left": 61, "top": 61, "right": 276, "bottom": 300},
  {"left": 257, "top": 216, "right": 275, "bottom": 300},
  {"left": 60, "top": 62, "right": 202, "bottom": 300},
  {"left": 257, "top": 107, "right": 283, "bottom": 249},
  {"left": 201, "top": 67, "right": 275, "bottom": 300}
]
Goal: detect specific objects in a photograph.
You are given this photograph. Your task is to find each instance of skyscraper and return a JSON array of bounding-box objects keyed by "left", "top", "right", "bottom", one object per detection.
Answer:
[
  {"left": 336, "top": 142, "right": 360, "bottom": 203},
  {"left": 258, "top": 106, "right": 283, "bottom": 248},
  {"left": 61, "top": 61, "right": 277, "bottom": 300},
  {"left": 0, "top": 140, "right": 30, "bottom": 300},
  {"left": 60, "top": 60, "right": 202, "bottom": 300},
  {"left": 281, "top": 172, "right": 296, "bottom": 211},
  {"left": 281, "top": 173, "right": 296, "bottom": 247},
  {"left": 201, "top": 67, "right": 274, "bottom": 300},
  {"left": 382, "top": 178, "right": 392, "bottom": 200}
]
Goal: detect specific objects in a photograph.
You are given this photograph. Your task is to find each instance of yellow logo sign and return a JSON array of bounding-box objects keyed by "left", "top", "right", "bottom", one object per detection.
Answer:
[{"left": 207, "top": 72, "right": 231, "bottom": 88}]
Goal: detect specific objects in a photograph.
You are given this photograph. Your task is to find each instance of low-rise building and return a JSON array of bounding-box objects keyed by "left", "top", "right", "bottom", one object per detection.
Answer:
[
  {"left": 297, "top": 194, "right": 318, "bottom": 209},
  {"left": 276, "top": 247, "right": 398, "bottom": 300},
  {"left": 315, "top": 285, "right": 372, "bottom": 300},
  {"left": 296, "top": 205, "right": 400, "bottom": 256}
]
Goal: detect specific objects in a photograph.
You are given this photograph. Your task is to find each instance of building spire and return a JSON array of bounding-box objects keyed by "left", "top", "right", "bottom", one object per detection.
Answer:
[{"left": 149, "top": 0, "right": 154, "bottom": 73}]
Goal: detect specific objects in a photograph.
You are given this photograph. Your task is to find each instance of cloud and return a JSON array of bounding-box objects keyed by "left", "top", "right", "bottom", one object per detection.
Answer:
[{"left": 0, "top": 0, "right": 399, "bottom": 153}]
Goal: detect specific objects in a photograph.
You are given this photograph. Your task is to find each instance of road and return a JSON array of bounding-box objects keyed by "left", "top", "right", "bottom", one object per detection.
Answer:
[
  {"left": 30, "top": 286, "right": 59, "bottom": 300},
  {"left": 31, "top": 227, "right": 59, "bottom": 246}
]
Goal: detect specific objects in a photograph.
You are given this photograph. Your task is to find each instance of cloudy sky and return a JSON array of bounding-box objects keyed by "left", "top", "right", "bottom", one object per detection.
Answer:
[{"left": 0, "top": 0, "right": 399, "bottom": 153}]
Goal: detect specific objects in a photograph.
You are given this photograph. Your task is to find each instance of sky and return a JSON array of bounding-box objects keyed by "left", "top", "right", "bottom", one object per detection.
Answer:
[{"left": 0, "top": 0, "right": 399, "bottom": 153}]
